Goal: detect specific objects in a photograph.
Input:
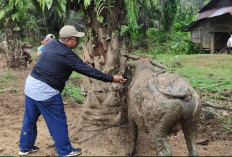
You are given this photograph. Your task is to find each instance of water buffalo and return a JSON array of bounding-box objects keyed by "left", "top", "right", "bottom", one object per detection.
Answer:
[{"left": 125, "top": 54, "right": 202, "bottom": 156}]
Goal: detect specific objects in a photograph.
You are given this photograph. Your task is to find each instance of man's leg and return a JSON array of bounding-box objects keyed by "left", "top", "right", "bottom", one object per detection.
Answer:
[
  {"left": 35, "top": 93, "right": 73, "bottom": 156},
  {"left": 19, "top": 95, "right": 41, "bottom": 151}
]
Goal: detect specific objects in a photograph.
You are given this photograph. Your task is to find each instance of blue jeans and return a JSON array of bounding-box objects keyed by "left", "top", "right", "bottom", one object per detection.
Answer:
[{"left": 19, "top": 94, "right": 73, "bottom": 156}]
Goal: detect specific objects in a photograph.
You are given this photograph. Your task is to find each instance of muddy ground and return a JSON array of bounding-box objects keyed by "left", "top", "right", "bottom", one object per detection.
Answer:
[{"left": 0, "top": 57, "right": 232, "bottom": 156}]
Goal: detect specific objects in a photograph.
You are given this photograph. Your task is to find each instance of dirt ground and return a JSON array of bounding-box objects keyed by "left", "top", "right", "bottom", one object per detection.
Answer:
[{"left": 0, "top": 57, "right": 232, "bottom": 156}]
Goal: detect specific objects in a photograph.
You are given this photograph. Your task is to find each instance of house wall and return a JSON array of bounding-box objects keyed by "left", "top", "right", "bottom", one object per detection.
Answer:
[
  {"left": 210, "top": 14, "right": 232, "bottom": 32},
  {"left": 190, "top": 19, "right": 211, "bottom": 49},
  {"left": 190, "top": 21, "right": 203, "bottom": 44},
  {"left": 191, "top": 14, "right": 232, "bottom": 50},
  {"left": 202, "top": 20, "right": 211, "bottom": 49}
]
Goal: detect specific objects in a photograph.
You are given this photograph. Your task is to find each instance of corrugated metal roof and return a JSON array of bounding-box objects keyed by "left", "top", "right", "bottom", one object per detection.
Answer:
[
  {"left": 182, "top": 6, "right": 232, "bottom": 32},
  {"left": 199, "top": 0, "right": 232, "bottom": 13},
  {"left": 197, "top": 6, "right": 232, "bottom": 20},
  {"left": 199, "top": 0, "right": 217, "bottom": 13}
]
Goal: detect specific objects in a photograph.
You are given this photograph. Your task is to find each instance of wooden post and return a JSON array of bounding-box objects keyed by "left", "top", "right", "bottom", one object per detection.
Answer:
[{"left": 210, "top": 33, "right": 215, "bottom": 54}]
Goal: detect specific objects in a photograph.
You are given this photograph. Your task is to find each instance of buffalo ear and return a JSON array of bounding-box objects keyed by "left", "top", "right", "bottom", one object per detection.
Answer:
[{"left": 126, "top": 61, "right": 136, "bottom": 68}]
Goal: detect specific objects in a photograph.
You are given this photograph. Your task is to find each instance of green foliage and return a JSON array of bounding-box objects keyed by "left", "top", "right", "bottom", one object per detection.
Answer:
[
  {"left": 0, "top": 0, "right": 27, "bottom": 29},
  {"left": 136, "top": 0, "right": 181, "bottom": 33},
  {"left": 82, "top": 0, "right": 91, "bottom": 8},
  {"left": 0, "top": 10, "right": 6, "bottom": 20},
  {"left": 161, "top": 0, "right": 180, "bottom": 32},
  {"left": 38, "top": 0, "right": 52, "bottom": 11},
  {"left": 120, "top": 25, "right": 129, "bottom": 36},
  {"left": 62, "top": 83, "right": 84, "bottom": 104},
  {"left": 39, "top": 0, "right": 53, "bottom": 10},
  {"left": 146, "top": 28, "right": 157, "bottom": 38},
  {"left": 56, "top": 0, "right": 66, "bottom": 16},
  {"left": 62, "top": 72, "right": 84, "bottom": 104},
  {"left": 97, "top": 16, "right": 104, "bottom": 23},
  {"left": 124, "top": 0, "right": 139, "bottom": 32},
  {"left": 0, "top": 0, "right": 44, "bottom": 46},
  {"left": 186, "top": 41, "right": 204, "bottom": 54},
  {"left": 37, "top": 0, "right": 66, "bottom": 17},
  {"left": 132, "top": 26, "right": 205, "bottom": 55},
  {"left": 94, "top": 0, "right": 107, "bottom": 17},
  {"left": 130, "top": 0, "right": 211, "bottom": 54}
]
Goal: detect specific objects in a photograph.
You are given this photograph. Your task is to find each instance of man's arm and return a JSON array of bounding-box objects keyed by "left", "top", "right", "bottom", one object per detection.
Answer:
[{"left": 66, "top": 54, "right": 126, "bottom": 83}]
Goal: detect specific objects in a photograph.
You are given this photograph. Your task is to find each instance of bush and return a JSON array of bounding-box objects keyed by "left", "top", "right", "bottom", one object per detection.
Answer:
[
  {"left": 131, "top": 27, "right": 206, "bottom": 55},
  {"left": 186, "top": 41, "right": 204, "bottom": 54}
]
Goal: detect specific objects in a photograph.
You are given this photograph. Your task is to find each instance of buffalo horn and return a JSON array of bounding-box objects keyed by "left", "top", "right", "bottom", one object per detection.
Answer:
[
  {"left": 149, "top": 59, "right": 167, "bottom": 69},
  {"left": 123, "top": 54, "right": 140, "bottom": 60}
]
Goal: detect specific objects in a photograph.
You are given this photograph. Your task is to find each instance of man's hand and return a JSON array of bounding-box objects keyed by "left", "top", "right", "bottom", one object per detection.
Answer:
[
  {"left": 113, "top": 75, "right": 127, "bottom": 83},
  {"left": 82, "top": 59, "right": 91, "bottom": 64}
]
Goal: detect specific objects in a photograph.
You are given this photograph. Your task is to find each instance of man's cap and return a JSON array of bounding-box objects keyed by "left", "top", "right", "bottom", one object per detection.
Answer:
[
  {"left": 59, "top": 25, "right": 85, "bottom": 38},
  {"left": 45, "top": 34, "right": 55, "bottom": 41}
]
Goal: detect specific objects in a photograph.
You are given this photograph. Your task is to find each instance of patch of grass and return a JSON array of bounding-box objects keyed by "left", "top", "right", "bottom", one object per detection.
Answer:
[
  {"left": 0, "top": 88, "right": 4, "bottom": 94},
  {"left": 62, "top": 83, "right": 84, "bottom": 104},
  {"left": 62, "top": 72, "right": 84, "bottom": 104},
  {"left": 69, "top": 71, "right": 82, "bottom": 81},
  {"left": 155, "top": 54, "right": 232, "bottom": 94},
  {"left": 218, "top": 115, "right": 232, "bottom": 134},
  {"left": 0, "top": 69, "right": 17, "bottom": 86},
  {"left": 9, "top": 88, "right": 18, "bottom": 94},
  {"left": 0, "top": 69, "right": 19, "bottom": 95}
]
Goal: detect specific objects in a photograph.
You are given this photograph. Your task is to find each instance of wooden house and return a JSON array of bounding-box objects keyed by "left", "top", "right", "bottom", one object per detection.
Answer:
[{"left": 183, "top": 0, "right": 232, "bottom": 53}]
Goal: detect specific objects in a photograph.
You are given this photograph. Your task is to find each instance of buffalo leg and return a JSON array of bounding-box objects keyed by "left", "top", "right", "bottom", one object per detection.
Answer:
[
  {"left": 128, "top": 119, "right": 138, "bottom": 156},
  {"left": 148, "top": 108, "right": 182, "bottom": 156},
  {"left": 182, "top": 120, "right": 199, "bottom": 156},
  {"left": 149, "top": 126, "right": 172, "bottom": 156}
]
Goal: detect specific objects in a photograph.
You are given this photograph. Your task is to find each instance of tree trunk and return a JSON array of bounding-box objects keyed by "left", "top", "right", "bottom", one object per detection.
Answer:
[
  {"left": 69, "top": 0, "right": 132, "bottom": 155},
  {"left": 4, "top": 19, "right": 25, "bottom": 68}
]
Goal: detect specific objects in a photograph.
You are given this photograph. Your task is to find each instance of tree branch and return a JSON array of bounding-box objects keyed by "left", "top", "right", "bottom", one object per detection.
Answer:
[{"left": 202, "top": 101, "right": 232, "bottom": 112}]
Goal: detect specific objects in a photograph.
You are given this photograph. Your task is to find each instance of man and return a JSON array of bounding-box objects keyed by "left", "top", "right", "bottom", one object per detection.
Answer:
[
  {"left": 37, "top": 34, "right": 55, "bottom": 57},
  {"left": 227, "top": 35, "right": 232, "bottom": 54},
  {"left": 21, "top": 42, "right": 33, "bottom": 64},
  {"left": 19, "top": 25, "right": 126, "bottom": 156},
  {"left": 36, "top": 36, "right": 45, "bottom": 56}
]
